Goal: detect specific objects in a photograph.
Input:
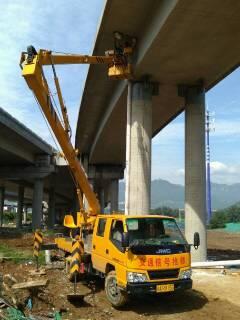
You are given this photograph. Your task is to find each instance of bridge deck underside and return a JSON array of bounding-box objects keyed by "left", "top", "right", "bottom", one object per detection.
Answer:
[{"left": 76, "top": 0, "right": 240, "bottom": 165}]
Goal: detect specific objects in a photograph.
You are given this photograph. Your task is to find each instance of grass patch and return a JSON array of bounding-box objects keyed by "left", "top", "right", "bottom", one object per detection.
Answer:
[
  {"left": 42, "top": 229, "right": 58, "bottom": 237},
  {"left": 0, "top": 243, "right": 45, "bottom": 264}
]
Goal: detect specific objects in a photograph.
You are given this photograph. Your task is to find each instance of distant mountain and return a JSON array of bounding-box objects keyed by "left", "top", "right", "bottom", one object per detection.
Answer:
[
  {"left": 119, "top": 179, "right": 240, "bottom": 210},
  {"left": 211, "top": 183, "right": 240, "bottom": 209}
]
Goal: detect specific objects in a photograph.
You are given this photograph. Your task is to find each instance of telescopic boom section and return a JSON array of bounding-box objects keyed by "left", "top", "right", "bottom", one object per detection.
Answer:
[
  {"left": 20, "top": 41, "right": 134, "bottom": 218},
  {"left": 21, "top": 50, "right": 101, "bottom": 215},
  {"left": 37, "top": 50, "right": 114, "bottom": 65}
]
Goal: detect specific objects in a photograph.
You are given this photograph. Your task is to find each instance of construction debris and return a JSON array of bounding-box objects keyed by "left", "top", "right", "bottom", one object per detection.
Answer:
[
  {"left": 29, "top": 269, "right": 46, "bottom": 276},
  {"left": 45, "top": 263, "right": 64, "bottom": 270},
  {"left": 1, "top": 307, "right": 62, "bottom": 320},
  {"left": 0, "top": 297, "right": 14, "bottom": 309},
  {"left": 12, "top": 279, "right": 48, "bottom": 290},
  {"left": 3, "top": 275, "right": 17, "bottom": 286}
]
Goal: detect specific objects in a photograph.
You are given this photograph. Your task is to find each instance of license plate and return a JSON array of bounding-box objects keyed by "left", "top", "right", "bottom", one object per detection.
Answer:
[{"left": 156, "top": 284, "right": 174, "bottom": 293}]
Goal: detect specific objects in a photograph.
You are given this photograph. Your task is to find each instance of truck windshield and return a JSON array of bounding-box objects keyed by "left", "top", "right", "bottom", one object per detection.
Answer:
[{"left": 126, "top": 217, "right": 187, "bottom": 246}]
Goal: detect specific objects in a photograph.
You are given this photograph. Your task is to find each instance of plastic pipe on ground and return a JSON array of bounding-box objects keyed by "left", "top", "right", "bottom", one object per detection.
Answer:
[{"left": 192, "top": 260, "right": 240, "bottom": 268}]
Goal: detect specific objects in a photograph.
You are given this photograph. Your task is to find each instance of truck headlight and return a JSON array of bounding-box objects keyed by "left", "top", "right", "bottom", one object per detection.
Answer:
[
  {"left": 127, "top": 272, "right": 148, "bottom": 283},
  {"left": 179, "top": 268, "right": 192, "bottom": 279}
]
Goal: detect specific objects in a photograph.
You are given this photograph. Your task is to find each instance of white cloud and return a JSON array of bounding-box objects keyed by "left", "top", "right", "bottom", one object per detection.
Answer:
[
  {"left": 176, "top": 161, "right": 240, "bottom": 184},
  {"left": 210, "top": 161, "right": 240, "bottom": 184},
  {"left": 177, "top": 168, "right": 185, "bottom": 176},
  {"left": 210, "top": 161, "right": 227, "bottom": 173},
  {"left": 210, "top": 161, "right": 240, "bottom": 178}
]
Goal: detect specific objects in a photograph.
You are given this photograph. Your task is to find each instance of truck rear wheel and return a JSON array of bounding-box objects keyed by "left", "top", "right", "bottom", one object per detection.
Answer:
[{"left": 105, "top": 271, "right": 128, "bottom": 308}]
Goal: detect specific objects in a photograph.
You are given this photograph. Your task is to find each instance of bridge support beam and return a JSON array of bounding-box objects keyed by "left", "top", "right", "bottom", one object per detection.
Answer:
[
  {"left": 88, "top": 164, "right": 123, "bottom": 214},
  {"left": 16, "top": 184, "right": 24, "bottom": 229},
  {"left": 32, "top": 178, "right": 44, "bottom": 230},
  {"left": 110, "top": 179, "right": 119, "bottom": 213},
  {"left": 23, "top": 206, "right": 27, "bottom": 225},
  {"left": 99, "top": 188, "right": 105, "bottom": 213},
  {"left": 48, "top": 187, "right": 55, "bottom": 229},
  {"left": 125, "top": 81, "right": 154, "bottom": 215},
  {"left": 184, "top": 85, "right": 207, "bottom": 262}
]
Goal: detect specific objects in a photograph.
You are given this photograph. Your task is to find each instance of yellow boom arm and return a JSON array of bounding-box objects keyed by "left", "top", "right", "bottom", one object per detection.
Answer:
[
  {"left": 21, "top": 53, "right": 101, "bottom": 215},
  {"left": 20, "top": 42, "right": 134, "bottom": 222}
]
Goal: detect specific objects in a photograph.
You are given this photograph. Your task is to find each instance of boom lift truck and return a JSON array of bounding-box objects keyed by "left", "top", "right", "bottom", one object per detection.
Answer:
[{"left": 20, "top": 33, "right": 200, "bottom": 307}]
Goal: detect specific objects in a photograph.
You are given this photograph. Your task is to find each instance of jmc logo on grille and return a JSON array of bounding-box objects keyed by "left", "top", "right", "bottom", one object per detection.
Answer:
[{"left": 156, "top": 248, "right": 171, "bottom": 254}]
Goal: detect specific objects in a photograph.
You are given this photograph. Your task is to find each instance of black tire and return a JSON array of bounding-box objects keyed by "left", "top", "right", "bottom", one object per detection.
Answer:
[{"left": 105, "top": 271, "right": 128, "bottom": 308}]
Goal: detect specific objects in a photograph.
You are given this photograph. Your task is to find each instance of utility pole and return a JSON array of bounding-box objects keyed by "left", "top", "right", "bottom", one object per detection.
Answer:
[{"left": 206, "top": 109, "right": 215, "bottom": 224}]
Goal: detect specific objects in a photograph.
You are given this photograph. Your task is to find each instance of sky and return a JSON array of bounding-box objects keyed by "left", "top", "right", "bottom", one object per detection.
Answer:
[
  {"left": 0, "top": 1, "right": 240, "bottom": 186},
  {"left": 0, "top": 0, "right": 104, "bottom": 144},
  {"left": 152, "top": 68, "right": 240, "bottom": 185}
]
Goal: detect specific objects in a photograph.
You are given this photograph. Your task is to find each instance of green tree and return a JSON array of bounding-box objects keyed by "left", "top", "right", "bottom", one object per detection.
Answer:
[
  {"left": 209, "top": 211, "right": 227, "bottom": 229},
  {"left": 151, "top": 206, "right": 178, "bottom": 218},
  {"left": 226, "top": 205, "right": 240, "bottom": 222},
  {"left": 3, "top": 211, "right": 15, "bottom": 223}
]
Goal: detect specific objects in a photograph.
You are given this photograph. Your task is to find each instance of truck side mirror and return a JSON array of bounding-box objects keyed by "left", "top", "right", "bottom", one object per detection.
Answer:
[
  {"left": 122, "top": 232, "right": 129, "bottom": 248},
  {"left": 193, "top": 232, "right": 200, "bottom": 249}
]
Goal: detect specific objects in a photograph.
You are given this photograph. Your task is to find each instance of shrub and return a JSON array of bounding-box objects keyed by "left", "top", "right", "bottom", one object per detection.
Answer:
[
  {"left": 209, "top": 211, "right": 227, "bottom": 229},
  {"left": 151, "top": 206, "right": 178, "bottom": 217},
  {"left": 3, "top": 211, "right": 16, "bottom": 222}
]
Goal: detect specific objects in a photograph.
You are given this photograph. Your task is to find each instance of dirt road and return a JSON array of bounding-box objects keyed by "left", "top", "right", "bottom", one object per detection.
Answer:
[
  {"left": 1, "top": 261, "right": 240, "bottom": 320},
  {"left": 207, "top": 229, "right": 240, "bottom": 251},
  {"left": 0, "top": 230, "right": 240, "bottom": 319}
]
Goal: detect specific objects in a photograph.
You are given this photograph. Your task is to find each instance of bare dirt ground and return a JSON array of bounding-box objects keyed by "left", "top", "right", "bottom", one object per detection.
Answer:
[
  {"left": 0, "top": 229, "right": 240, "bottom": 319},
  {"left": 207, "top": 229, "right": 240, "bottom": 260}
]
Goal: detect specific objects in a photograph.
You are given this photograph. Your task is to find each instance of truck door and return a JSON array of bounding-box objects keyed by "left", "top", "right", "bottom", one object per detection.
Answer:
[
  {"left": 108, "top": 219, "right": 126, "bottom": 286},
  {"left": 92, "top": 217, "right": 108, "bottom": 272}
]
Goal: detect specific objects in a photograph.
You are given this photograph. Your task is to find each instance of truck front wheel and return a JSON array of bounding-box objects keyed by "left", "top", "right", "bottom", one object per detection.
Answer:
[{"left": 105, "top": 271, "right": 128, "bottom": 308}]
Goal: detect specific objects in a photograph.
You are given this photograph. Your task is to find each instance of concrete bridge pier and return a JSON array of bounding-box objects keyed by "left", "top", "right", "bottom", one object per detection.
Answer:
[
  {"left": 87, "top": 164, "right": 123, "bottom": 214},
  {"left": 101, "top": 179, "right": 119, "bottom": 213},
  {"left": 23, "top": 205, "right": 27, "bottom": 225},
  {"left": 48, "top": 187, "right": 55, "bottom": 229},
  {"left": 125, "top": 81, "right": 154, "bottom": 215},
  {"left": 109, "top": 179, "right": 119, "bottom": 212},
  {"left": 99, "top": 188, "right": 105, "bottom": 213},
  {"left": 184, "top": 85, "right": 207, "bottom": 262},
  {"left": 16, "top": 184, "right": 24, "bottom": 229},
  {"left": 32, "top": 178, "right": 44, "bottom": 230}
]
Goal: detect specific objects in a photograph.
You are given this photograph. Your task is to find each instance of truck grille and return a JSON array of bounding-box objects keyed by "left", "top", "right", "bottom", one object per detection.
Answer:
[{"left": 148, "top": 269, "right": 179, "bottom": 280}]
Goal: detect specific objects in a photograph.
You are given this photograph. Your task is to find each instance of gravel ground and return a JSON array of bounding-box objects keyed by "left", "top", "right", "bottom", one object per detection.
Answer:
[{"left": 0, "top": 229, "right": 239, "bottom": 319}]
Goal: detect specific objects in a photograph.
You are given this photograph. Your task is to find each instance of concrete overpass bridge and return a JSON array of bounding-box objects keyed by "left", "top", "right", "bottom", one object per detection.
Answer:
[
  {"left": 0, "top": 107, "right": 75, "bottom": 229},
  {"left": 76, "top": 0, "right": 240, "bottom": 261}
]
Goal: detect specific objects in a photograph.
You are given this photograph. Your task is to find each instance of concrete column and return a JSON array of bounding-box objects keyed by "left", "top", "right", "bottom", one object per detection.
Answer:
[
  {"left": 23, "top": 206, "right": 27, "bottom": 225},
  {"left": 32, "top": 178, "right": 44, "bottom": 230},
  {"left": 74, "top": 193, "right": 80, "bottom": 214},
  {"left": 125, "top": 81, "right": 153, "bottom": 215},
  {"left": 185, "top": 85, "right": 207, "bottom": 262},
  {"left": 16, "top": 185, "right": 24, "bottom": 229},
  {"left": 81, "top": 154, "right": 92, "bottom": 212},
  {"left": 110, "top": 179, "right": 119, "bottom": 213},
  {"left": 100, "top": 188, "right": 105, "bottom": 213},
  {"left": 48, "top": 187, "right": 55, "bottom": 229},
  {"left": 82, "top": 154, "right": 89, "bottom": 173},
  {"left": 83, "top": 179, "right": 95, "bottom": 212},
  {"left": 0, "top": 187, "right": 5, "bottom": 227}
]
